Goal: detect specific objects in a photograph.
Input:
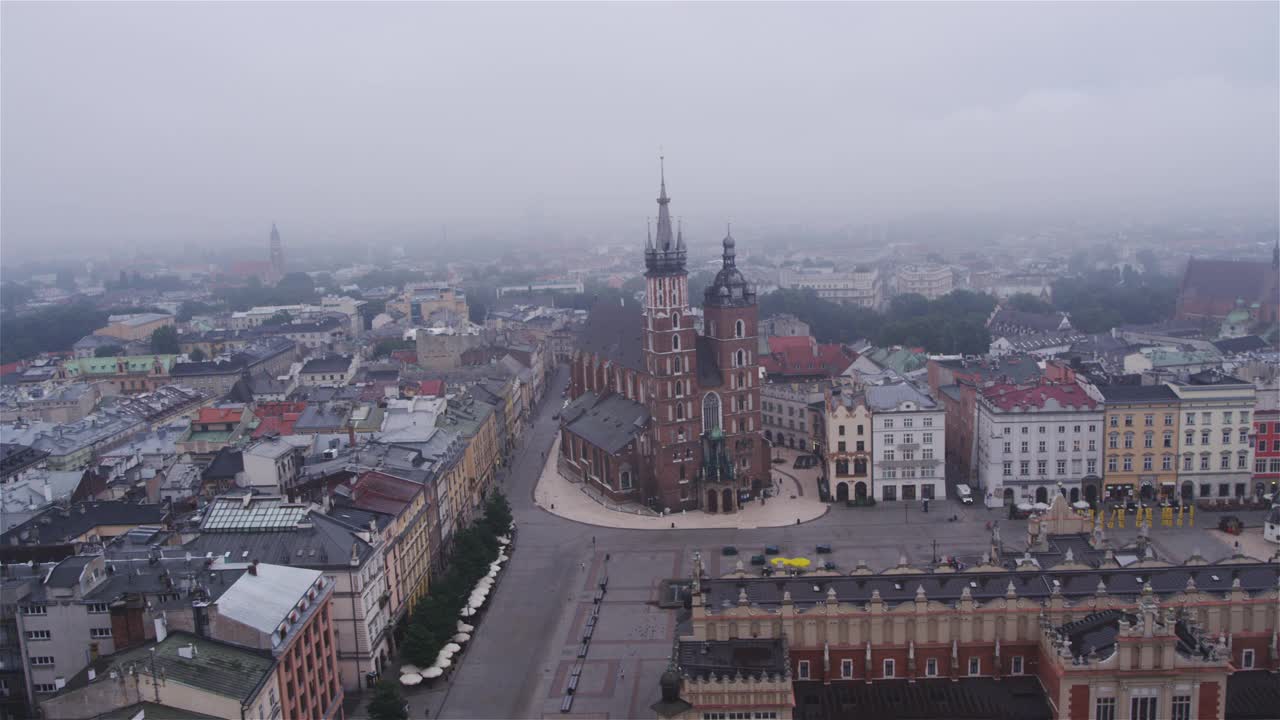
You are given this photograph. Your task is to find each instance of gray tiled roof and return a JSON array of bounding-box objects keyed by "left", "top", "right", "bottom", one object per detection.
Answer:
[
  {"left": 562, "top": 391, "right": 649, "bottom": 454},
  {"left": 577, "top": 298, "right": 644, "bottom": 371}
]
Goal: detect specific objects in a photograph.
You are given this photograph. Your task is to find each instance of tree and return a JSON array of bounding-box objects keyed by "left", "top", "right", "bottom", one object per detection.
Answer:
[
  {"left": 367, "top": 680, "right": 408, "bottom": 720},
  {"left": 150, "top": 326, "right": 180, "bottom": 354},
  {"left": 0, "top": 282, "right": 33, "bottom": 310},
  {"left": 188, "top": 347, "right": 206, "bottom": 362},
  {"left": 94, "top": 345, "right": 124, "bottom": 358},
  {"left": 263, "top": 310, "right": 293, "bottom": 326},
  {"left": 373, "top": 339, "right": 415, "bottom": 358}
]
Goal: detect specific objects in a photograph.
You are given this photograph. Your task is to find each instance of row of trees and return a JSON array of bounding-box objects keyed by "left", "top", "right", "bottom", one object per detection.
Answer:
[
  {"left": 369, "top": 492, "right": 514, "bottom": 720},
  {"left": 760, "top": 288, "right": 999, "bottom": 355}
]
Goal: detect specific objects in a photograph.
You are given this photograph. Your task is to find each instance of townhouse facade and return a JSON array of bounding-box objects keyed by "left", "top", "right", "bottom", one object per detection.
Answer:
[
  {"left": 1168, "top": 374, "right": 1257, "bottom": 501},
  {"left": 823, "top": 387, "right": 873, "bottom": 503},
  {"left": 973, "top": 381, "right": 1104, "bottom": 507},
  {"left": 865, "top": 382, "right": 945, "bottom": 503},
  {"left": 1098, "top": 384, "right": 1182, "bottom": 502}
]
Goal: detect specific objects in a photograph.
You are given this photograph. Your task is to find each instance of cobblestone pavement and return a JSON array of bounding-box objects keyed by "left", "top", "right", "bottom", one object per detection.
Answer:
[{"left": 361, "top": 365, "right": 1275, "bottom": 720}]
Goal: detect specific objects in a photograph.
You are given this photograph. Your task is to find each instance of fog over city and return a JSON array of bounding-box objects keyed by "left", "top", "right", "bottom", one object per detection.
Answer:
[{"left": 2, "top": 1, "right": 1277, "bottom": 260}]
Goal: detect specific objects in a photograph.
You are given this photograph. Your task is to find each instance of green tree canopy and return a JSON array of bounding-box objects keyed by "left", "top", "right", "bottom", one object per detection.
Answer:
[
  {"left": 367, "top": 679, "right": 408, "bottom": 720},
  {"left": 94, "top": 344, "right": 124, "bottom": 358},
  {"left": 150, "top": 325, "right": 180, "bottom": 354}
]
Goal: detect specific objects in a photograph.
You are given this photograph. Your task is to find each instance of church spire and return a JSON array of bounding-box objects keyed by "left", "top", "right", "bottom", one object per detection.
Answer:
[
  {"left": 654, "top": 156, "right": 674, "bottom": 251},
  {"left": 647, "top": 218, "right": 654, "bottom": 251},
  {"left": 676, "top": 218, "right": 685, "bottom": 251}
]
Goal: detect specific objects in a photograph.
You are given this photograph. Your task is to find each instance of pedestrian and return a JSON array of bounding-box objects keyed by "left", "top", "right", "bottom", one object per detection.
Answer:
[
  {"left": 592, "top": 535, "right": 596, "bottom": 546},
  {"left": 580, "top": 561, "right": 586, "bottom": 571}
]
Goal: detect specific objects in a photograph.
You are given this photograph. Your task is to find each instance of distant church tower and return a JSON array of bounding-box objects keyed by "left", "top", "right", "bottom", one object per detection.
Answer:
[{"left": 269, "top": 222, "right": 285, "bottom": 280}]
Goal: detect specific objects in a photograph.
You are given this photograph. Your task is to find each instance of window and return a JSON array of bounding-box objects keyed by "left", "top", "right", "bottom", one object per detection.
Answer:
[
  {"left": 1201, "top": 455, "right": 1210, "bottom": 471},
  {"left": 1123, "top": 433, "right": 1134, "bottom": 449},
  {"left": 30, "top": 656, "right": 54, "bottom": 666},
  {"left": 1020, "top": 460, "right": 1030, "bottom": 476},
  {"left": 1011, "top": 656, "right": 1023, "bottom": 675},
  {"left": 1109, "top": 415, "right": 1119, "bottom": 428},
  {"left": 26, "top": 630, "right": 50, "bottom": 641},
  {"left": 1185, "top": 430, "right": 1194, "bottom": 446},
  {"left": 1260, "top": 440, "right": 1269, "bottom": 453},
  {"left": 797, "top": 660, "right": 810, "bottom": 679},
  {"left": 1143, "top": 414, "right": 1153, "bottom": 426},
  {"left": 1108, "top": 457, "right": 1118, "bottom": 473},
  {"left": 839, "top": 425, "right": 846, "bottom": 436},
  {"left": 1003, "top": 427, "right": 1011, "bottom": 436},
  {"left": 1131, "top": 693, "right": 1158, "bottom": 720},
  {"left": 1122, "top": 456, "right": 1132, "bottom": 472},
  {"left": 968, "top": 657, "right": 980, "bottom": 676},
  {"left": 1003, "top": 461, "right": 1012, "bottom": 477},
  {"left": 923, "top": 433, "right": 933, "bottom": 444},
  {"left": 1241, "top": 411, "right": 1250, "bottom": 423},
  {"left": 1223, "top": 429, "right": 1232, "bottom": 445},
  {"left": 1242, "top": 648, "right": 1255, "bottom": 669},
  {"left": 734, "top": 349, "right": 745, "bottom": 367},
  {"left": 923, "top": 417, "right": 933, "bottom": 427},
  {"left": 1220, "top": 453, "right": 1231, "bottom": 470},
  {"left": 1021, "top": 441, "right": 1029, "bottom": 453},
  {"left": 702, "top": 393, "right": 721, "bottom": 433},
  {"left": 1238, "top": 453, "right": 1248, "bottom": 470},
  {"left": 885, "top": 434, "right": 895, "bottom": 445},
  {"left": 671, "top": 334, "right": 680, "bottom": 351},
  {"left": 1184, "top": 456, "right": 1194, "bottom": 471},
  {"left": 884, "top": 450, "right": 895, "bottom": 461},
  {"left": 903, "top": 433, "right": 913, "bottom": 445},
  {"left": 1202, "top": 412, "right": 1211, "bottom": 425},
  {"left": 841, "top": 658, "right": 853, "bottom": 679},
  {"left": 1162, "top": 455, "right": 1173, "bottom": 471},
  {"left": 1218, "top": 483, "right": 1230, "bottom": 497},
  {"left": 1038, "top": 441, "right": 1046, "bottom": 453},
  {"left": 1039, "top": 425, "right": 1046, "bottom": 434},
  {"left": 90, "top": 628, "right": 112, "bottom": 639},
  {"left": 1186, "top": 412, "right": 1195, "bottom": 425},
  {"left": 922, "top": 448, "right": 933, "bottom": 460},
  {"left": 1199, "top": 483, "right": 1210, "bottom": 497},
  {"left": 1171, "top": 695, "right": 1192, "bottom": 720},
  {"left": 884, "top": 419, "right": 894, "bottom": 428},
  {"left": 838, "top": 441, "right": 847, "bottom": 452},
  {"left": 22, "top": 605, "right": 46, "bottom": 615},
  {"left": 1088, "top": 439, "right": 1096, "bottom": 451},
  {"left": 1259, "top": 422, "right": 1268, "bottom": 434},
  {"left": 1143, "top": 433, "right": 1153, "bottom": 449},
  {"left": 926, "top": 657, "right": 938, "bottom": 677},
  {"left": 1257, "top": 459, "right": 1267, "bottom": 473},
  {"left": 1056, "top": 460, "right": 1066, "bottom": 475},
  {"left": 1163, "top": 431, "right": 1173, "bottom": 448},
  {"left": 1272, "top": 458, "right": 1280, "bottom": 473},
  {"left": 1223, "top": 411, "right": 1233, "bottom": 424},
  {"left": 1239, "top": 428, "right": 1249, "bottom": 444},
  {"left": 1095, "top": 697, "right": 1117, "bottom": 720},
  {"left": 33, "top": 683, "right": 58, "bottom": 694},
  {"left": 1142, "top": 456, "right": 1152, "bottom": 471},
  {"left": 734, "top": 319, "right": 745, "bottom": 338},
  {"left": 1003, "top": 442, "right": 1012, "bottom": 454},
  {"left": 883, "top": 659, "right": 895, "bottom": 678},
  {"left": 1037, "top": 460, "right": 1047, "bottom": 475},
  {"left": 1123, "top": 414, "right": 1133, "bottom": 427},
  {"left": 904, "top": 418, "right": 914, "bottom": 428},
  {"left": 1087, "top": 459, "right": 1097, "bottom": 474},
  {"left": 1108, "top": 433, "right": 1119, "bottom": 449},
  {"left": 1057, "top": 440, "right": 1065, "bottom": 452}
]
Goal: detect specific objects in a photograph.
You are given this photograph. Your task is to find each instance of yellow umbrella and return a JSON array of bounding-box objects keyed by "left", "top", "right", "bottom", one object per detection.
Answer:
[{"left": 787, "top": 558, "right": 811, "bottom": 568}]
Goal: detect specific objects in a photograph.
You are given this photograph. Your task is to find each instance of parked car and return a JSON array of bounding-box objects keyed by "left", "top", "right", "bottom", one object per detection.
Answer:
[
  {"left": 750, "top": 554, "right": 766, "bottom": 566},
  {"left": 816, "top": 544, "right": 832, "bottom": 554},
  {"left": 956, "top": 484, "right": 974, "bottom": 504},
  {"left": 722, "top": 546, "right": 738, "bottom": 556},
  {"left": 764, "top": 545, "right": 781, "bottom": 555},
  {"left": 1218, "top": 516, "right": 1244, "bottom": 535}
]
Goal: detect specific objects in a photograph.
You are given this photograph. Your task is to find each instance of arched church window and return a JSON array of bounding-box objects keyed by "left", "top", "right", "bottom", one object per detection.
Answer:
[
  {"left": 735, "top": 349, "right": 746, "bottom": 367},
  {"left": 672, "top": 313, "right": 680, "bottom": 328},
  {"left": 676, "top": 403, "right": 685, "bottom": 420},
  {"left": 672, "top": 334, "right": 680, "bottom": 351},
  {"left": 674, "top": 381, "right": 683, "bottom": 397},
  {"left": 735, "top": 319, "right": 745, "bottom": 338},
  {"left": 703, "top": 393, "right": 722, "bottom": 433}
]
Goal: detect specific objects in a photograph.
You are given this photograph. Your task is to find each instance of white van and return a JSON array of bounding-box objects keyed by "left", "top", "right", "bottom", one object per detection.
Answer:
[{"left": 956, "top": 484, "right": 974, "bottom": 504}]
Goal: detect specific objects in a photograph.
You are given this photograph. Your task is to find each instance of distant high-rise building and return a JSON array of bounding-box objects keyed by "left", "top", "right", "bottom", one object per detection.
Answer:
[{"left": 269, "top": 222, "right": 285, "bottom": 280}]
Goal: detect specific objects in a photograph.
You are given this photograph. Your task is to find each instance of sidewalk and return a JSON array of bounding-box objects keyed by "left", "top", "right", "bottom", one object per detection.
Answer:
[{"left": 534, "top": 436, "right": 829, "bottom": 529}]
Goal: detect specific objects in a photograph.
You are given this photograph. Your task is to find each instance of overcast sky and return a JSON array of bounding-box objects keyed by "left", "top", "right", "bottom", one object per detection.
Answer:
[{"left": 2, "top": 1, "right": 1277, "bottom": 258}]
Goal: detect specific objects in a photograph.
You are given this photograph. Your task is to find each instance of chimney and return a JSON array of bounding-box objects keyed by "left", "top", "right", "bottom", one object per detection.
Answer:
[
  {"left": 347, "top": 423, "right": 356, "bottom": 447},
  {"left": 248, "top": 560, "right": 258, "bottom": 576}
]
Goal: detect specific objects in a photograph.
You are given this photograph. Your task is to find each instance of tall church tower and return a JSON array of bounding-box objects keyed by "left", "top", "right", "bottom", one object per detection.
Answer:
[
  {"left": 702, "top": 227, "right": 765, "bottom": 490},
  {"left": 641, "top": 160, "right": 701, "bottom": 499},
  {"left": 269, "top": 222, "right": 285, "bottom": 280}
]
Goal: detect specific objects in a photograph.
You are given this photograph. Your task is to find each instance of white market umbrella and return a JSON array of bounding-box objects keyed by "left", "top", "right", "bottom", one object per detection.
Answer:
[
  {"left": 1016, "top": 502, "right": 1034, "bottom": 511},
  {"left": 400, "top": 664, "right": 421, "bottom": 675},
  {"left": 444, "top": 642, "right": 462, "bottom": 653},
  {"left": 1033, "top": 502, "right": 1051, "bottom": 511},
  {"left": 456, "top": 621, "right": 474, "bottom": 632},
  {"left": 487, "top": 569, "right": 498, "bottom": 579},
  {"left": 437, "top": 647, "right": 455, "bottom": 661},
  {"left": 460, "top": 607, "right": 475, "bottom": 617},
  {"left": 435, "top": 656, "right": 452, "bottom": 669},
  {"left": 422, "top": 667, "right": 443, "bottom": 679},
  {"left": 453, "top": 632, "right": 471, "bottom": 642},
  {"left": 400, "top": 674, "right": 423, "bottom": 686},
  {"left": 1072, "top": 501, "right": 1090, "bottom": 510},
  {"left": 477, "top": 578, "right": 493, "bottom": 589},
  {"left": 497, "top": 536, "right": 510, "bottom": 545}
]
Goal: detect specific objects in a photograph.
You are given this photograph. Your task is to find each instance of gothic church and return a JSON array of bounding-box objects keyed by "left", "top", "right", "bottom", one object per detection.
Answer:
[{"left": 559, "top": 167, "right": 767, "bottom": 513}]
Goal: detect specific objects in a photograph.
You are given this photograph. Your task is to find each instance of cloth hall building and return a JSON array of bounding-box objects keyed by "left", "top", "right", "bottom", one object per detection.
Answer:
[{"left": 560, "top": 170, "right": 768, "bottom": 513}]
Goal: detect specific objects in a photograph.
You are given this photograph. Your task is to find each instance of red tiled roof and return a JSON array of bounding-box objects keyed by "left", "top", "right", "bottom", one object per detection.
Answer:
[
  {"left": 351, "top": 470, "right": 421, "bottom": 516},
  {"left": 981, "top": 381, "right": 1099, "bottom": 412},
  {"left": 255, "top": 402, "right": 307, "bottom": 418},
  {"left": 418, "top": 380, "right": 445, "bottom": 396},
  {"left": 391, "top": 349, "right": 418, "bottom": 365},
  {"left": 252, "top": 413, "right": 301, "bottom": 438},
  {"left": 762, "top": 336, "right": 857, "bottom": 378},
  {"left": 197, "top": 407, "right": 243, "bottom": 424},
  {"left": 0, "top": 361, "right": 25, "bottom": 375}
]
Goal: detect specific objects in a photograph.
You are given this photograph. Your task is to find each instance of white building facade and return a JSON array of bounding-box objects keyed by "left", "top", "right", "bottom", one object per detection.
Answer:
[
  {"left": 866, "top": 382, "right": 946, "bottom": 502},
  {"left": 1169, "top": 375, "right": 1256, "bottom": 500},
  {"left": 973, "top": 381, "right": 1104, "bottom": 507}
]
